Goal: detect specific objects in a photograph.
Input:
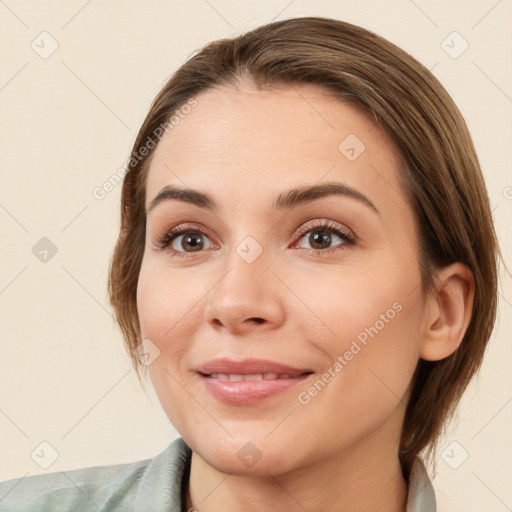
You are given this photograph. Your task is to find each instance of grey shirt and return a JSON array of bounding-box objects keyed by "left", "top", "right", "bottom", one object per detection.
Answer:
[{"left": 0, "top": 437, "right": 436, "bottom": 511}]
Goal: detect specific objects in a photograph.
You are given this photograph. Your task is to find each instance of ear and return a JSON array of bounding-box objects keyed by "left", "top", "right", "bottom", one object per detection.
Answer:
[{"left": 420, "top": 262, "right": 475, "bottom": 361}]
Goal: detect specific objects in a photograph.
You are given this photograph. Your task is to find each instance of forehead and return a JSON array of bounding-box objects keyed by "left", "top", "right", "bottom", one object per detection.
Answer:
[{"left": 144, "top": 83, "right": 406, "bottom": 215}]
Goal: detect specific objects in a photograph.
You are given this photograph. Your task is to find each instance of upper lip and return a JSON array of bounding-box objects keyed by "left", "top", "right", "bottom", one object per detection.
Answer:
[{"left": 196, "top": 358, "right": 313, "bottom": 377}]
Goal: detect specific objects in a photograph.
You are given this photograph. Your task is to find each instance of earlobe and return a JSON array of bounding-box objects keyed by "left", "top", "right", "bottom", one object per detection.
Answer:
[{"left": 420, "top": 263, "right": 475, "bottom": 361}]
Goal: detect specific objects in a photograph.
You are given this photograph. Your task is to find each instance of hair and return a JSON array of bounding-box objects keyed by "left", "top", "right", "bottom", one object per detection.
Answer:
[{"left": 108, "top": 16, "right": 503, "bottom": 479}]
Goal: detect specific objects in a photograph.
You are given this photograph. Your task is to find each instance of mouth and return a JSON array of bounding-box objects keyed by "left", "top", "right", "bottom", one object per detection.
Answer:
[{"left": 194, "top": 358, "right": 314, "bottom": 405}]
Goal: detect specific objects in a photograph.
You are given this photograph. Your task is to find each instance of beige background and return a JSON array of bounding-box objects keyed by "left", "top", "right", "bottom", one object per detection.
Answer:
[{"left": 0, "top": 1, "right": 511, "bottom": 510}]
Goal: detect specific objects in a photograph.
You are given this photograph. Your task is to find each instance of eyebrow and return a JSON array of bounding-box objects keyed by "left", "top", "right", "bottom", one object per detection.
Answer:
[{"left": 146, "top": 181, "right": 379, "bottom": 215}]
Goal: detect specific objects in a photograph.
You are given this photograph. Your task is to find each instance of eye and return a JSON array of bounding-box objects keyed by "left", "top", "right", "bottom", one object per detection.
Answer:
[
  {"left": 154, "top": 223, "right": 217, "bottom": 257},
  {"left": 292, "top": 219, "right": 355, "bottom": 254}
]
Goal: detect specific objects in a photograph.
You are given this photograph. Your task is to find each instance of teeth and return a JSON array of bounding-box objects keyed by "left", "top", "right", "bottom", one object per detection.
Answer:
[
  {"left": 242, "top": 374, "right": 263, "bottom": 381},
  {"left": 211, "top": 373, "right": 230, "bottom": 381},
  {"left": 209, "top": 372, "right": 293, "bottom": 381}
]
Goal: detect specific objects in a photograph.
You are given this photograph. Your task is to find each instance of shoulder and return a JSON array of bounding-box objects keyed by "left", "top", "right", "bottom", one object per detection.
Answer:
[
  {"left": 0, "top": 437, "right": 191, "bottom": 512},
  {"left": 0, "top": 459, "right": 149, "bottom": 512}
]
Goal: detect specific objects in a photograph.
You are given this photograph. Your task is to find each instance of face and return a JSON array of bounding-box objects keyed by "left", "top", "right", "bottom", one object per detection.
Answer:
[{"left": 137, "top": 82, "right": 428, "bottom": 476}]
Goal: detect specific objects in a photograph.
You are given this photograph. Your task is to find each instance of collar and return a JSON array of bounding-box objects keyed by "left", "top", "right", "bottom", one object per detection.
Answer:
[{"left": 406, "top": 456, "right": 437, "bottom": 511}]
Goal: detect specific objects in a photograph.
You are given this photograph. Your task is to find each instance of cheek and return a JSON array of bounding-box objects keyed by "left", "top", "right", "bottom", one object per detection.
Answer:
[
  {"left": 296, "top": 258, "right": 423, "bottom": 393},
  {"left": 136, "top": 262, "right": 200, "bottom": 363},
  {"left": 294, "top": 278, "right": 423, "bottom": 449},
  {"left": 136, "top": 262, "right": 203, "bottom": 430},
  {"left": 288, "top": 259, "right": 409, "bottom": 347}
]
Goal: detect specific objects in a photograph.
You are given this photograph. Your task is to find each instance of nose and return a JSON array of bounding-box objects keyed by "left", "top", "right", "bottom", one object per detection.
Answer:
[{"left": 203, "top": 249, "right": 286, "bottom": 335}]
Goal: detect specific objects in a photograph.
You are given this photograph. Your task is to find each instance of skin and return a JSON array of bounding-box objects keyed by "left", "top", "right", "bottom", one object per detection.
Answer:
[{"left": 136, "top": 82, "right": 474, "bottom": 512}]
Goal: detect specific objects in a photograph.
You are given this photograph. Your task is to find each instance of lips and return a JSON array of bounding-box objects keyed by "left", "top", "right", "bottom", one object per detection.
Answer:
[{"left": 195, "top": 358, "right": 314, "bottom": 405}]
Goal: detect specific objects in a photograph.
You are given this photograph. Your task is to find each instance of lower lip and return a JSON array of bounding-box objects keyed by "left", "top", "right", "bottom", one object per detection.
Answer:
[{"left": 199, "top": 373, "right": 313, "bottom": 405}]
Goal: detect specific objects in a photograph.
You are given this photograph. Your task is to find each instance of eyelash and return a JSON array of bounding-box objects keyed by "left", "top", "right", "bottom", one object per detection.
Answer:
[{"left": 154, "top": 219, "right": 356, "bottom": 258}]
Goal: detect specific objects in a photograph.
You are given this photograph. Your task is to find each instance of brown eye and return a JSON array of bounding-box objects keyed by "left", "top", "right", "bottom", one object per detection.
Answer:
[
  {"left": 305, "top": 229, "right": 335, "bottom": 250},
  {"left": 174, "top": 232, "right": 206, "bottom": 252},
  {"left": 155, "top": 224, "right": 216, "bottom": 256},
  {"left": 294, "top": 220, "right": 355, "bottom": 254}
]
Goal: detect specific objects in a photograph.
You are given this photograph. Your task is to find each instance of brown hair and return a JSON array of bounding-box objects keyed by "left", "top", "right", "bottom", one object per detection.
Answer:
[{"left": 108, "top": 16, "right": 502, "bottom": 477}]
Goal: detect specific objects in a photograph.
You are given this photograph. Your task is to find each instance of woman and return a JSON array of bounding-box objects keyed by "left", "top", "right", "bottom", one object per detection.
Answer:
[{"left": 0, "top": 16, "right": 501, "bottom": 512}]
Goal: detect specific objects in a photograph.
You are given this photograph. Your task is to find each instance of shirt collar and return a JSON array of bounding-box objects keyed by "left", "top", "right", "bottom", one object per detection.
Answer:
[{"left": 406, "top": 456, "right": 437, "bottom": 511}]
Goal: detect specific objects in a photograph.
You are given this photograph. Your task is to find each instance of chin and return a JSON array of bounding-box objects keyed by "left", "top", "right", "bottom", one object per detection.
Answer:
[
  {"left": 202, "top": 449, "right": 291, "bottom": 477},
  {"left": 189, "top": 432, "right": 299, "bottom": 477}
]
